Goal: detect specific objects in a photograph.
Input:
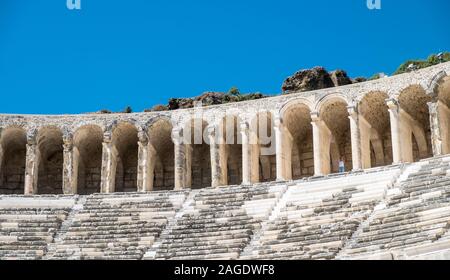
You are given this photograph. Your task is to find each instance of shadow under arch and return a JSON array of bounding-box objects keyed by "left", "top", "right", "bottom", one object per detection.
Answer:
[
  {"left": 73, "top": 124, "right": 103, "bottom": 194},
  {"left": 0, "top": 127, "right": 27, "bottom": 194},
  {"left": 183, "top": 118, "right": 210, "bottom": 189},
  {"left": 36, "top": 126, "right": 64, "bottom": 194},
  {"left": 358, "top": 91, "right": 392, "bottom": 168},
  {"left": 112, "top": 122, "right": 139, "bottom": 192},
  {"left": 249, "top": 111, "right": 276, "bottom": 183},
  {"left": 147, "top": 118, "right": 175, "bottom": 191},
  {"left": 318, "top": 96, "right": 352, "bottom": 174},
  {"left": 217, "top": 114, "right": 243, "bottom": 186},
  {"left": 398, "top": 85, "right": 433, "bottom": 162},
  {"left": 282, "top": 101, "right": 314, "bottom": 179}
]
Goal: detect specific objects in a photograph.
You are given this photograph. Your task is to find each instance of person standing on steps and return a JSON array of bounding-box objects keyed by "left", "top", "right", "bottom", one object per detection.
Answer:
[{"left": 338, "top": 157, "right": 345, "bottom": 173}]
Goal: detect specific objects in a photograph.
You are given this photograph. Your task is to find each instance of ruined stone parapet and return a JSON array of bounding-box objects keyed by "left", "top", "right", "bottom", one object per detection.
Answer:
[{"left": 0, "top": 62, "right": 448, "bottom": 132}]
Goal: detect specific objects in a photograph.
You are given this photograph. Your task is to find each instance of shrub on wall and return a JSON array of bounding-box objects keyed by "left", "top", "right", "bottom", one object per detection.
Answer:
[{"left": 394, "top": 52, "right": 450, "bottom": 75}]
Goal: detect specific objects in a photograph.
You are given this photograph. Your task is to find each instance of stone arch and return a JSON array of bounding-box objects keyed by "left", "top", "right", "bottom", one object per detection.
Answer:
[
  {"left": 147, "top": 118, "right": 174, "bottom": 190},
  {"left": 282, "top": 101, "right": 314, "bottom": 179},
  {"left": 358, "top": 91, "right": 392, "bottom": 168},
  {"left": 0, "top": 127, "right": 27, "bottom": 194},
  {"left": 183, "top": 118, "right": 210, "bottom": 189},
  {"left": 318, "top": 96, "right": 352, "bottom": 173},
  {"left": 315, "top": 93, "right": 350, "bottom": 113},
  {"left": 279, "top": 97, "right": 314, "bottom": 117},
  {"left": 218, "top": 114, "right": 243, "bottom": 185},
  {"left": 398, "top": 85, "right": 433, "bottom": 162},
  {"left": 427, "top": 71, "right": 449, "bottom": 98},
  {"left": 250, "top": 111, "right": 276, "bottom": 183},
  {"left": 112, "top": 122, "right": 139, "bottom": 192},
  {"left": 435, "top": 75, "right": 450, "bottom": 105},
  {"left": 73, "top": 125, "right": 103, "bottom": 194},
  {"left": 36, "top": 126, "right": 64, "bottom": 194}
]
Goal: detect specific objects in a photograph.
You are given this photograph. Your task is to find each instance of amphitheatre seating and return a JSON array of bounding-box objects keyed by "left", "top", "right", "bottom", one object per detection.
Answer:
[
  {"left": 4, "top": 157, "right": 450, "bottom": 260},
  {"left": 0, "top": 196, "right": 74, "bottom": 260},
  {"left": 240, "top": 166, "right": 401, "bottom": 260},
  {"left": 339, "top": 156, "right": 450, "bottom": 260},
  {"left": 144, "top": 184, "right": 286, "bottom": 260},
  {"left": 45, "top": 191, "right": 187, "bottom": 260}
]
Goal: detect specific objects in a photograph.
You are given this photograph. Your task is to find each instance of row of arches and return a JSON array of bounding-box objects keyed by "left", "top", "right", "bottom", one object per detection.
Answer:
[
  {"left": 281, "top": 86, "right": 437, "bottom": 178},
  {"left": 180, "top": 112, "right": 276, "bottom": 189},
  {"left": 0, "top": 119, "right": 175, "bottom": 195},
  {"left": 0, "top": 78, "right": 449, "bottom": 194}
]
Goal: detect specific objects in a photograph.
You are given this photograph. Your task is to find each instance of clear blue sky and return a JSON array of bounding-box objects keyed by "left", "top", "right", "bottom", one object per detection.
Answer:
[{"left": 0, "top": 0, "right": 449, "bottom": 114}]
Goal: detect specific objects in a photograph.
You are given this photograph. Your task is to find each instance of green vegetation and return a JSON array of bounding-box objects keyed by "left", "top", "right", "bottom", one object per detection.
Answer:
[
  {"left": 368, "top": 73, "right": 381, "bottom": 81},
  {"left": 228, "top": 86, "right": 240, "bottom": 97},
  {"left": 393, "top": 52, "right": 450, "bottom": 75},
  {"left": 223, "top": 87, "right": 265, "bottom": 103},
  {"left": 144, "top": 104, "right": 168, "bottom": 112}
]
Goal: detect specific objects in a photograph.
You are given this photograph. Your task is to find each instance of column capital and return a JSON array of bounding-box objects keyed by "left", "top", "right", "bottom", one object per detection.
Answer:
[
  {"left": 207, "top": 125, "right": 216, "bottom": 137},
  {"left": 310, "top": 112, "right": 320, "bottom": 122},
  {"left": 240, "top": 122, "right": 249, "bottom": 132},
  {"left": 427, "top": 101, "right": 439, "bottom": 111},
  {"left": 26, "top": 129, "right": 38, "bottom": 146},
  {"left": 347, "top": 105, "right": 358, "bottom": 117},
  {"left": 103, "top": 131, "right": 113, "bottom": 143},
  {"left": 274, "top": 115, "right": 283, "bottom": 128},
  {"left": 172, "top": 127, "right": 183, "bottom": 138},
  {"left": 63, "top": 141, "right": 73, "bottom": 151},
  {"left": 171, "top": 127, "right": 184, "bottom": 145},
  {"left": 138, "top": 130, "right": 148, "bottom": 144},
  {"left": 386, "top": 98, "right": 399, "bottom": 110},
  {"left": 62, "top": 132, "right": 73, "bottom": 144},
  {"left": 207, "top": 126, "right": 218, "bottom": 146}
]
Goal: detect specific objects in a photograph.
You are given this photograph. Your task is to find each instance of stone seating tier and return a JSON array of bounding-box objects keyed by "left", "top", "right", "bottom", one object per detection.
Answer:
[{"left": 2, "top": 158, "right": 450, "bottom": 260}]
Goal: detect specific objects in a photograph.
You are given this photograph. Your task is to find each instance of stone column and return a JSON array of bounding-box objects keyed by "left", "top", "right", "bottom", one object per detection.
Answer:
[
  {"left": 348, "top": 106, "right": 362, "bottom": 171},
  {"left": 428, "top": 101, "right": 443, "bottom": 157},
  {"left": 240, "top": 122, "right": 251, "bottom": 185},
  {"left": 173, "top": 128, "right": 186, "bottom": 190},
  {"left": 386, "top": 98, "right": 402, "bottom": 164},
  {"left": 137, "top": 130, "right": 152, "bottom": 192},
  {"left": 274, "top": 115, "right": 288, "bottom": 181},
  {"left": 62, "top": 136, "right": 78, "bottom": 195},
  {"left": 24, "top": 138, "right": 40, "bottom": 195},
  {"left": 437, "top": 101, "right": 450, "bottom": 154},
  {"left": 249, "top": 131, "right": 260, "bottom": 183},
  {"left": 185, "top": 144, "right": 192, "bottom": 188},
  {"left": 358, "top": 116, "right": 373, "bottom": 169},
  {"left": 208, "top": 126, "right": 223, "bottom": 187},
  {"left": 100, "top": 132, "right": 118, "bottom": 193},
  {"left": 311, "top": 112, "right": 324, "bottom": 176}
]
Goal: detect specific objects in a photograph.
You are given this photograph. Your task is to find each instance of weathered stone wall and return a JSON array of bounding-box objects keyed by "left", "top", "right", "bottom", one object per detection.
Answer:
[
  {"left": 37, "top": 151, "right": 63, "bottom": 194},
  {"left": 1, "top": 152, "right": 25, "bottom": 194},
  {"left": 0, "top": 62, "right": 449, "bottom": 194},
  {"left": 191, "top": 143, "right": 211, "bottom": 189}
]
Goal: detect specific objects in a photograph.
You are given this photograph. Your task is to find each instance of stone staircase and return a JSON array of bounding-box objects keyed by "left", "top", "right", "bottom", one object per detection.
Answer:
[
  {"left": 143, "top": 189, "right": 199, "bottom": 259},
  {"left": 144, "top": 183, "right": 285, "bottom": 260},
  {"left": 240, "top": 166, "right": 402, "bottom": 260},
  {"left": 0, "top": 196, "right": 75, "bottom": 260},
  {"left": 45, "top": 191, "right": 187, "bottom": 260},
  {"left": 338, "top": 155, "right": 450, "bottom": 260},
  {"left": 240, "top": 182, "right": 290, "bottom": 258},
  {"left": 4, "top": 158, "right": 450, "bottom": 260}
]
